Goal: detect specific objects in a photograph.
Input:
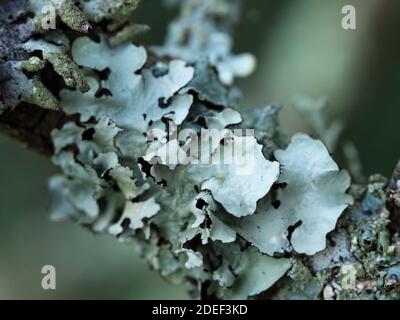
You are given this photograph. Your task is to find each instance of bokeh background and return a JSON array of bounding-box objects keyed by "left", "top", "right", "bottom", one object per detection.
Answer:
[{"left": 1, "top": 0, "right": 399, "bottom": 299}]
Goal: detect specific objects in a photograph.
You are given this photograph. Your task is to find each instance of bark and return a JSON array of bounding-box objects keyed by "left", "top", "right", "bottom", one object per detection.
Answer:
[{"left": 0, "top": 103, "right": 71, "bottom": 156}]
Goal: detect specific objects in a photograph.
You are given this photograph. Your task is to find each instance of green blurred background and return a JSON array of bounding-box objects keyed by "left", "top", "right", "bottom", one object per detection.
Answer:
[{"left": 1, "top": 0, "right": 399, "bottom": 299}]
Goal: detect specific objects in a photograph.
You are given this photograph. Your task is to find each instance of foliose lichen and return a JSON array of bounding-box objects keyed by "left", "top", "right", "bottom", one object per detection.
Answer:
[{"left": 1, "top": 0, "right": 399, "bottom": 300}]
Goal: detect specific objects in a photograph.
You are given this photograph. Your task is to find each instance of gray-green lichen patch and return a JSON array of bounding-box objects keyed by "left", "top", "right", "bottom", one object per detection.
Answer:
[
  {"left": 0, "top": 61, "right": 59, "bottom": 110},
  {"left": 24, "top": 39, "right": 89, "bottom": 92},
  {"left": 25, "top": 76, "right": 60, "bottom": 109},
  {"left": 311, "top": 229, "right": 353, "bottom": 273},
  {"left": 225, "top": 247, "right": 291, "bottom": 299},
  {"left": 60, "top": 35, "right": 193, "bottom": 132},
  {"left": 109, "top": 24, "right": 150, "bottom": 47},
  {"left": 204, "top": 241, "right": 291, "bottom": 299},
  {"left": 108, "top": 198, "right": 160, "bottom": 235},
  {"left": 48, "top": 28, "right": 295, "bottom": 297},
  {"left": 43, "top": 0, "right": 365, "bottom": 299},
  {"left": 56, "top": 0, "right": 92, "bottom": 32},
  {"left": 187, "top": 191, "right": 237, "bottom": 244},
  {"left": 181, "top": 60, "right": 242, "bottom": 108},
  {"left": 154, "top": 0, "right": 255, "bottom": 85},
  {"left": 292, "top": 95, "right": 344, "bottom": 152},
  {"left": 0, "top": 0, "right": 93, "bottom": 111},
  {"left": 1, "top": 0, "right": 146, "bottom": 112},
  {"left": 241, "top": 105, "right": 288, "bottom": 157},
  {"left": 1, "top": 0, "right": 398, "bottom": 300},
  {"left": 29, "top": 0, "right": 91, "bottom": 33},
  {"left": 6, "top": 0, "right": 389, "bottom": 300},
  {"left": 225, "top": 134, "right": 352, "bottom": 256},
  {"left": 200, "top": 135, "right": 280, "bottom": 217},
  {"left": 271, "top": 174, "right": 400, "bottom": 300},
  {"left": 81, "top": 0, "right": 141, "bottom": 23},
  {"left": 21, "top": 56, "right": 46, "bottom": 72},
  {"left": 143, "top": 131, "right": 279, "bottom": 218},
  {"left": 0, "top": 0, "right": 400, "bottom": 299}
]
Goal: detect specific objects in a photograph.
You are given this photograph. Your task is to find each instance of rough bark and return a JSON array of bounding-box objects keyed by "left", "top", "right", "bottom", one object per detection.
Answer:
[{"left": 0, "top": 103, "right": 72, "bottom": 155}]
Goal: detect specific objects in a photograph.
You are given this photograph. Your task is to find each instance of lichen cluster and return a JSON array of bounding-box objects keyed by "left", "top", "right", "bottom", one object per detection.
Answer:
[{"left": 1, "top": 0, "right": 399, "bottom": 299}]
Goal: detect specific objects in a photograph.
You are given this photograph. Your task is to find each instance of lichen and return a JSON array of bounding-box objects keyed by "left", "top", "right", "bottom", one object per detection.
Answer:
[
  {"left": 1, "top": 0, "right": 399, "bottom": 300},
  {"left": 224, "top": 134, "right": 352, "bottom": 255},
  {"left": 45, "top": 0, "right": 400, "bottom": 300},
  {"left": 109, "top": 24, "right": 150, "bottom": 47}
]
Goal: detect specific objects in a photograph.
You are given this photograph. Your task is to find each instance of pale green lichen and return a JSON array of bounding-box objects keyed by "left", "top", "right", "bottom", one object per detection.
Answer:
[
  {"left": 24, "top": 39, "right": 89, "bottom": 92},
  {"left": 21, "top": 56, "right": 46, "bottom": 72},
  {"left": 25, "top": 76, "right": 60, "bottom": 109},
  {"left": 154, "top": 0, "right": 255, "bottom": 85},
  {"left": 0, "top": 61, "right": 59, "bottom": 110},
  {"left": 224, "top": 134, "right": 352, "bottom": 256},
  {"left": 2, "top": 0, "right": 399, "bottom": 300},
  {"left": 47, "top": 26, "right": 354, "bottom": 298},
  {"left": 109, "top": 24, "right": 150, "bottom": 47},
  {"left": 60, "top": 36, "right": 193, "bottom": 131},
  {"left": 29, "top": 0, "right": 140, "bottom": 33},
  {"left": 81, "top": 0, "right": 141, "bottom": 23},
  {"left": 56, "top": 0, "right": 92, "bottom": 33},
  {"left": 292, "top": 95, "right": 344, "bottom": 152},
  {"left": 46, "top": 24, "right": 294, "bottom": 297},
  {"left": 200, "top": 135, "right": 280, "bottom": 217},
  {"left": 45, "top": 0, "right": 358, "bottom": 299},
  {"left": 30, "top": 0, "right": 91, "bottom": 33}
]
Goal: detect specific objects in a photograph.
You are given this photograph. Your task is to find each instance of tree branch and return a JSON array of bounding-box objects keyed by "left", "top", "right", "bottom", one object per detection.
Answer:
[
  {"left": 1, "top": 0, "right": 399, "bottom": 300},
  {"left": 0, "top": 103, "right": 73, "bottom": 155}
]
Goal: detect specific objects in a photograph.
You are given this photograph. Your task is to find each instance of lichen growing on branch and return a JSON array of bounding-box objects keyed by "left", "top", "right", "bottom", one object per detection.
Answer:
[{"left": 0, "top": 0, "right": 399, "bottom": 300}]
